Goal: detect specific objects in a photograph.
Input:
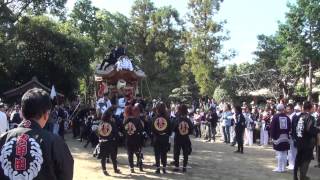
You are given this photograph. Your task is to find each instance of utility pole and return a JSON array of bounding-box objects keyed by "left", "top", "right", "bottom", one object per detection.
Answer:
[{"left": 308, "top": 59, "right": 312, "bottom": 101}]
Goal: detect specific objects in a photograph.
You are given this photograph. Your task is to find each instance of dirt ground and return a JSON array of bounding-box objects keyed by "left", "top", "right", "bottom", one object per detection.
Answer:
[{"left": 66, "top": 134, "right": 320, "bottom": 180}]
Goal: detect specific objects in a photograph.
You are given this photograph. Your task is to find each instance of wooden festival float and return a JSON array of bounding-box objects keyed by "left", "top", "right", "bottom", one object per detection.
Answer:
[{"left": 95, "top": 56, "right": 146, "bottom": 101}]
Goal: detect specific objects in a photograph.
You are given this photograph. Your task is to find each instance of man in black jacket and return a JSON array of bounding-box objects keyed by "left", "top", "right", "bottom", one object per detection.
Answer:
[
  {"left": 100, "top": 44, "right": 117, "bottom": 70},
  {"left": 0, "top": 88, "right": 74, "bottom": 180},
  {"left": 173, "top": 104, "right": 194, "bottom": 173},
  {"left": 293, "top": 101, "right": 320, "bottom": 180},
  {"left": 98, "top": 110, "right": 121, "bottom": 176}
]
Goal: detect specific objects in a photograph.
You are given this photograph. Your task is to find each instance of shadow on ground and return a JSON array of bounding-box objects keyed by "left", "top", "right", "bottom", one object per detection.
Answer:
[{"left": 66, "top": 135, "right": 320, "bottom": 180}]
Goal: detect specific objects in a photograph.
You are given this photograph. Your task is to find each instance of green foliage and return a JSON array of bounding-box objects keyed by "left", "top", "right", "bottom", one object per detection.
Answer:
[
  {"left": 252, "top": 0, "right": 320, "bottom": 99},
  {"left": 0, "top": 16, "right": 94, "bottom": 97},
  {"left": 184, "top": 0, "right": 227, "bottom": 96},
  {"left": 0, "top": 0, "right": 232, "bottom": 101},
  {"left": 130, "top": 0, "right": 184, "bottom": 99},
  {"left": 295, "top": 84, "right": 308, "bottom": 97},
  {"left": 169, "top": 85, "right": 193, "bottom": 105},
  {"left": 213, "top": 85, "right": 230, "bottom": 102}
]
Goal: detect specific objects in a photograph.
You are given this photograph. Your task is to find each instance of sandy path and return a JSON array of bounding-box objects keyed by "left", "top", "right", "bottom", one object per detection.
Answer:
[{"left": 66, "top": 134, "right": 320, "bottom": 180}]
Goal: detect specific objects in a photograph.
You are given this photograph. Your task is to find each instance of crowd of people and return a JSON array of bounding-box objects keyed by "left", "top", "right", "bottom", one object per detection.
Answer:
[
  {"left": 68, "top": 92, "right": 320, "bottom": 179},
  {"left": 0, "top": 102, "right": 75, "bottom": 139},
  {"left": 186, "top": 98, "right": 320, "bottom": 180},
  {"left": 71, "top": 92, "right": 194, "bottom": 175},
  {"left": 0, "top": 89, "right": 320, "bottom": 180}
]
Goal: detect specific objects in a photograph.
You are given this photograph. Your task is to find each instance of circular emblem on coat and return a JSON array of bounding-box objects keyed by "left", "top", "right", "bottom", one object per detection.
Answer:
[
  {"left": 154, "top": 117, "right": 168, "bottom": 132},
  {"left": 125, "top": 122, "right": 136, "bottom": 135},
  {"left": 0, "top": 134, "right": 43, "bottom": 179},
  {"left": 98, "top": 122, "right": 112, "bottom": 137},
  {"left": 178, "top": 121, "right": 190, "bottom": 135}
]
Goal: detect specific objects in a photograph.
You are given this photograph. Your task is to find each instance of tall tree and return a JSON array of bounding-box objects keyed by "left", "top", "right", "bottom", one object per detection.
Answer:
[
  {"left": 0, "top": 16, "right": 94, "bottom": 97},
  {"left": 253, "top": 0, "right": 320, "bottom": 100},
  {"left": 70, "top": 0, "right": 100, "bottom": 45},
  {"left": 185, "top": 0, "right": 227, "bottom": 95},
  {"left": 284, "top": 0, "right": 320, "bottom": 100},
  {"left": 130, "top": 0, "right": 184, "bottom": 99}
]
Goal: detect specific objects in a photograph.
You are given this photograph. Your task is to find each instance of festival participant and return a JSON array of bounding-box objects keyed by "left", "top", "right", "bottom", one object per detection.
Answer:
[
  {"left": 173, "top": 104, "right": 193, "bottom": 173},
  {"left": 52, "top": 106, "right": 60, "bottom": 135},
  {"left": 270, "top": 104, "right": 291, "bottom": 173},
  {"left": 80, "top": 111, "right": 93, "bottom": 142},
  {"left": 0, "top": 102, "right": 9, "bottom": 134},
  {"left": 207, "top": 108, "right": 218, "bottom": 142},
  {"left": 315, "top": 104, "right": 320, "bottom": 168},
  {"left": 96, "top": 93, "right": 112, "bottom": 114},
  {"left": 286, "top": 103, "right": 297, "bottom": 170},
  {"left": 293, "top": 101, "right": 320, "bottom": 180},
  {"left": 243, "top": 105, "right": 254, "bottom": 146},
  {"left": 221, "top": 104, "right": 233, "bottom": 143},
  {"left": 233, "top": 105, "right": 246, "bottom": 153},
  {"left": 260, "top": 107, "right": 271, "bottom": 146},
  {"left": 0, "top": 88, "right": 74, "bottom": 180},
  {"left": 294, "top": 104, "right": 302, "bottom": 116},
  {"left": 123, "top": 105, "right": 144, "bottom": 173},
  {"left": 114, "top": 95, "right": 126, "bottom": 126},
  {"left": 193, "top": 109, "right": 201, "bottom": 138},
  {"left": 251, "top": 106, "right": 260, "bottom": 144},
  {"left": 200, "top": 109, "right": 207, "bottom": 140},
  {"left": 98, "top": 110, "right": 121, "bottom": 176},
  {"left": 100, "top": 44, "right": 117, "bottom": 70},
  {"left": 115, "top": 42, "right": 127, "bottom": 59},
  {"left": 133, "top": 103, "right": 146, "bottom": 169},
  {"left": 84, "top": 111, "right": 100, "bottom": 148},
  {"left": 151, "top": 102, "right": 172, "bottom": 174},
  {"left": 10, "top": 105, "right": 22, "bottom": 129}
]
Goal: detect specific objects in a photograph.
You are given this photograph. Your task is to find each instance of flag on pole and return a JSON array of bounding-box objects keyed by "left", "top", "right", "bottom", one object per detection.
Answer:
[{"left": 50, "top": 85, "right": 57, "bottom": 100}]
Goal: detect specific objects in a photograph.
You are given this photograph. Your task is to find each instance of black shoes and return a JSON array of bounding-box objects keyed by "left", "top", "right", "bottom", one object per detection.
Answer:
[
  {"left": 155, "top": 169, "right": 160, "bottom": 174},
  {"left": 114, "top": 169, "right": 121, "bottom": 174},
  {"left": 103, "top": 170, "right": 109, "bottom": 176},
  {"left": 155, "top": 168, "right": 166, "bottom": 174},
  {"left": 173, "top": 167, "right": 180, "bottom": 172},
  {"left": 162, "top": 168, "right": 167, "bottom": 174},
  {"left": 182, "top": 167, "right": 187, "bottom": 173},
  {"left": 130, "top": 168, "right": 135, "bottom": 173}
]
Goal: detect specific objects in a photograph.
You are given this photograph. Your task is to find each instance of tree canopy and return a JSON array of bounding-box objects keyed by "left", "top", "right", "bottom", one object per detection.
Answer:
[{"left": 4, "top": 0, "right": 319, "bottom": 103}]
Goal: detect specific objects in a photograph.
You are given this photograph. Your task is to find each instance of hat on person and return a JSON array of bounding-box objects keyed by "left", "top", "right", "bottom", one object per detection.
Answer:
[
  {"left": 242, "top": 105, "right": 248, "bottom": 109},
  {"left": 294, "top": 105, "right": 301, "bottom": 111},
  {"left": 0, "top": 102, "right": 4, "bottom": 108},
  {"left": 276, "top": 104, "right": 285, "bottom": 111},
  {"left": 288, "top": 99, "right": 294, "bottom": 104}
]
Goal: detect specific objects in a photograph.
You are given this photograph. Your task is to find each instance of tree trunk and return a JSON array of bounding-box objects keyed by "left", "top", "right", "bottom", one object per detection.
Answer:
[{"left": 308, "top": 59, "right": 312, "bottom": 101}]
